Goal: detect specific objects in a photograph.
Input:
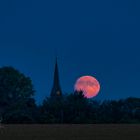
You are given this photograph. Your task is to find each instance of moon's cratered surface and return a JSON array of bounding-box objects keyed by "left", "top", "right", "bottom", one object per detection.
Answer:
[{"left": 74, "top": 76, "right": 100, "bottom": 98}]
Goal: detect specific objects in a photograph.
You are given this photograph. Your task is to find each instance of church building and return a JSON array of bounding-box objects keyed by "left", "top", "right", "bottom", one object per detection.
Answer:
[{"left": 50, "top": 58, "right": 63, "bottom": 98}]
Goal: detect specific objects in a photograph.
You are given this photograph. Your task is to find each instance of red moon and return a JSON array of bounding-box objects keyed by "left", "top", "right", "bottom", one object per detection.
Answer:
[{"left": 74, "top": 76, "right": 100, "bottom": 98}]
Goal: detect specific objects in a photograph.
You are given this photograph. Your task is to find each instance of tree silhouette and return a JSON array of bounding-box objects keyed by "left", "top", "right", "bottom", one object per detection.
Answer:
[
  {"left": 0, "top": 66, "right": 139, "bottom": 124},
  {"left": 0, "top": 66, "right": 36, "bottom": 123}
]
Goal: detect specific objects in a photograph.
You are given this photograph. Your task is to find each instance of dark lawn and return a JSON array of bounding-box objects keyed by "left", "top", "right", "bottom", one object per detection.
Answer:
[{"left": 0, "top": 124, "right": 140, "bottom": 140}]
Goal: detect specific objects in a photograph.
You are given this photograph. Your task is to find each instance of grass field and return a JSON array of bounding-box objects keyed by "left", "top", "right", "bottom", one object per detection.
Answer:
[{"left": 0, "top": 124, "right": 140, "bottom": 140}]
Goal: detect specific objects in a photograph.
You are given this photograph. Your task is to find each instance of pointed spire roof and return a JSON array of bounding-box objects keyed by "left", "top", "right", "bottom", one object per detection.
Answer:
[
  {"left": 53, "top": 58, "right": 59, "bottom": 86},
  {"left": 50, "top": 57, "right": 62, "bottom": 98}
]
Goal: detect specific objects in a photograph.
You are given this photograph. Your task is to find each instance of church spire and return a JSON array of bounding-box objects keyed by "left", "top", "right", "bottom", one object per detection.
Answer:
[{"left": 50, "top": 58, "right": 62, "bottom": 98}]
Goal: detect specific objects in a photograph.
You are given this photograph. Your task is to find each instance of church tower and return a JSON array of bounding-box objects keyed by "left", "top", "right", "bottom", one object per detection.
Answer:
[{"left": 50, "top": 58, "right": 62, "bottom": 98}]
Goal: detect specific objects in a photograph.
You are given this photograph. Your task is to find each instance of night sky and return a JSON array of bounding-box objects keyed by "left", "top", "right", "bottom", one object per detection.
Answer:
[{"left": 0, "top": 0, "right": 140, "bottom": 104}]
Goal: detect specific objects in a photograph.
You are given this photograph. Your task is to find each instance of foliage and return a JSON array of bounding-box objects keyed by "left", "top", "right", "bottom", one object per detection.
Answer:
[
  {"left": 39, "top": 92, "right": 140, "bottom": 124},
  {"left": 0, "top": 66, "right": 140, "bottom": 124},
  {"left": 0, "top": 66, "right": 36, "bottom": 123}
]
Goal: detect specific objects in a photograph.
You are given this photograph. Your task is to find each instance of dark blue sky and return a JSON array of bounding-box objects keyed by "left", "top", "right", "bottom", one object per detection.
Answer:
[{"left": 0, "top": 0, "right": 140, "bottom": 104}]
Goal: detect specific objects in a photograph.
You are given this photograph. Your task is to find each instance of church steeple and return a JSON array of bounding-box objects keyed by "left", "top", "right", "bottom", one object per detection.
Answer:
[{"left": 50, "top": 58, "right": 62, "bottom": 98}]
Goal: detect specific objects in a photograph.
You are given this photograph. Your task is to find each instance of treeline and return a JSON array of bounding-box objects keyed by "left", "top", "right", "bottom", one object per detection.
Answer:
[
  {"left": 0, "top": 66, "right": 140, "bottom": 124},
  {"left": 39, "top": 93, "right": 140, "bottom": 124}
]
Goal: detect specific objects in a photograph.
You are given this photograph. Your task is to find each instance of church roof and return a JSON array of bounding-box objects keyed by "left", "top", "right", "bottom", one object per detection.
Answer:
[{"left": 50, "top": 58, "right": 62, "bottom": 98}]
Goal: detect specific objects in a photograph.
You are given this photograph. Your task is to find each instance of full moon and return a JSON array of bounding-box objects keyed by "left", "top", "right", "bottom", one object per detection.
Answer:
[{"left": 74, "top": 76, "right": 100, "bottom": 98}]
